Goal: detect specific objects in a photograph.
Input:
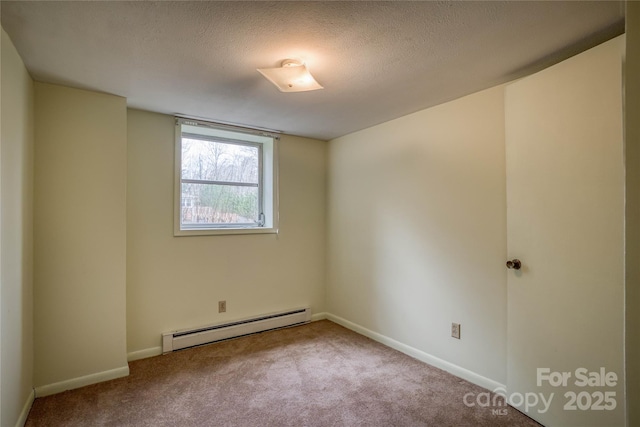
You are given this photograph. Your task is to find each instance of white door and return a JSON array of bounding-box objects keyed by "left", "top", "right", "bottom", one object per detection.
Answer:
[{"left": 505, "top": 36, "right": 625, "bottom": 427}]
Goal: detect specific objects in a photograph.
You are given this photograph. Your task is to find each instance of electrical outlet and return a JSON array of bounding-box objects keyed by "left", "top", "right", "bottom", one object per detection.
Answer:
[
  {"left": 451, "top": 323, "right": 461, "bottom": 339},
  {"left": 218, "top": 300, "right": 226, "bottom": 313}
]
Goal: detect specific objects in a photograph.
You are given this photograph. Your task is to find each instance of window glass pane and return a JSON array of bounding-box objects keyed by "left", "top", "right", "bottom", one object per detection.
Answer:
[
  {"left": 181, "top": 137, "right": 259, "bottom": 184},
  {"left": 181, "top": 183, "right": 259, "bottom": 225}
]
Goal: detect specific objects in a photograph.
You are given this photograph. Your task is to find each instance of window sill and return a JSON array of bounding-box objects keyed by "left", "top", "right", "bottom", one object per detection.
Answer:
[{"left": 174, "top": 227, "right": 278, "bottom": 237}]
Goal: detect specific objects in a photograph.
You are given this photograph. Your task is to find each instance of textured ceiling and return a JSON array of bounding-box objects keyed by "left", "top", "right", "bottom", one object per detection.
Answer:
[{"left": 1, "top": 1, "right": 625, "bottom": 140}]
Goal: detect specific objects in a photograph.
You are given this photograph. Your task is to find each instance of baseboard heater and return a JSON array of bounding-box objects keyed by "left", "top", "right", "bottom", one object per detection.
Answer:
[{"left": 162, "top": 307, "right": 311, "bottom": 354}]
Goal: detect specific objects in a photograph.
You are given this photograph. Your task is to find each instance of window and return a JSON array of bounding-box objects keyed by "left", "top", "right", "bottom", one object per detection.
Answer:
[{"left": 174, "top": 118, "right": 278, "bottom": 236}]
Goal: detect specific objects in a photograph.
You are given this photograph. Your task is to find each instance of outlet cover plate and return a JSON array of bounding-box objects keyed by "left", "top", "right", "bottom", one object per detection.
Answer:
[{"left": 451, "top": 323, "right": 461, "bottom": 339}]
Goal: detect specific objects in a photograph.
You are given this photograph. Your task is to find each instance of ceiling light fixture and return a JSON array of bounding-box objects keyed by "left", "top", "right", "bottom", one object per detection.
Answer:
[{"left": 257, "top": 59, "right": 323, "bottom": 93}]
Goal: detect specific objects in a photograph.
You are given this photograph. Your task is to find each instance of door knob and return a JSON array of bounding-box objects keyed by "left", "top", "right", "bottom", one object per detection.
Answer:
[{"left": 506, "top": 259, "right": 522, "bottom": 270}]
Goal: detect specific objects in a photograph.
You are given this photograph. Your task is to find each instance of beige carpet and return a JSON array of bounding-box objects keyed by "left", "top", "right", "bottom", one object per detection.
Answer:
[{"left": 26, "top": 320, "right": 540, "bottom": 426}]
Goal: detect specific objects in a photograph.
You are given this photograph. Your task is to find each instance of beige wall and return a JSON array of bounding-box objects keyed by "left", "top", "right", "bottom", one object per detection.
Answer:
[
  {"left": 327, "top": 85, "right": 508, "bottom": 385},
  {"left": 126, "top": 109, "right": 326, "bottom": 355},
  {"left": 1, "top": 29, "right": 34, "bottom": 426},
  {"left": 34, "top": 83, "right": 128, "bottom": 390},
  {"left": 626, "top": 2, "right": 640, "bottom": 423}
]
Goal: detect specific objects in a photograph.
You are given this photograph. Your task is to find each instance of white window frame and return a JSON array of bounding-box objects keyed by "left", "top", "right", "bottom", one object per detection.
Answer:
[{"left": 174, "top": 117, "right": 279, "bottom": 236}]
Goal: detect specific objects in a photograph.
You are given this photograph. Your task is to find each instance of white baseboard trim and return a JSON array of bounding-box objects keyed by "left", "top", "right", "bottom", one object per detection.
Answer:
[
  {"left": 325, "top": 313, "right": 505, "bottom": 393},
  {"left": 311, "top": 312, "right": 328, "bottom": 322},
  {"left": 127, "top": 346, "right": 162, "bottom": 362},
  {"left": 34, "top": 365, "right": 130, "bottom": 397},
  {"left": 15, "top": 388, "right": 35, "bottom": 427}
]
